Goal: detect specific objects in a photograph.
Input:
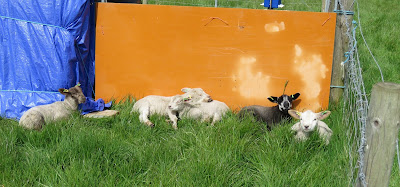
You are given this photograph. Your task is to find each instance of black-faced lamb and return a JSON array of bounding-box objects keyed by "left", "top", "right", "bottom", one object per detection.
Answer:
[
  {"left": 288, "top": 110, "right": 333, "bottom": 145},
  {"left": 238, "top": 93, "right": 300, "bottom": 130},
  {"left": 167, "top": 95, "right": 230, "bottom": 127},
  {"left": 19, "top": 84, "right": 86, "bottom": 130},
  {"left": 130, "top": 88, "right": 213, "bottom": 129}
]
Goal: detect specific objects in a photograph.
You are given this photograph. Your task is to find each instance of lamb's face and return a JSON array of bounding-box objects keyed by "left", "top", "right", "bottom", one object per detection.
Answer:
[
  {"left": 288, "top": 110, "right": 332, "bottom": 133},
  {"left": 59, "top": 85, "right": 86, "bottom": 104},
  {"left": 70, "top": 86, "right": 87, "bottom": 104},
  {"left": 268, "top": 93, "right": 300, "bottom": 112},
  {"left": 168, "top": 95, "right": 186, "bottom": 111},
  {"left": 181, "top": 88, "right": 213, "bottom": 103},
  {"left": 299, "top": 110, "right": 318, "bottom": 132}
]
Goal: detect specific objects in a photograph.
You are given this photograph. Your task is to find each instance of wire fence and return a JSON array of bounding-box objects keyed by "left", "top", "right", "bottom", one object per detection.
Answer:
[
  {"left": 341, "top": 0, "right": 398, "bottom": 186},
  {"left": 341, "top": 15, "right": 369, "bottom": 187}
]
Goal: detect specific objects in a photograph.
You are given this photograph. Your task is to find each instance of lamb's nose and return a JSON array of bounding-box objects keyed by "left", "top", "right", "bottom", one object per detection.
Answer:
[
  {"left": 283, "top": 102, "right": 289, "bottom": 108},
  {"left": 304, "top": 126, "right": 309, "bottom": 129}
]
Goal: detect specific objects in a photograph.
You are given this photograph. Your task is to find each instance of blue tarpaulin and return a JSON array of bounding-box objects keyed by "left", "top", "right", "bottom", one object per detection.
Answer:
[{"left": 0, "top": 0, "right": 95, "bottom": 119}]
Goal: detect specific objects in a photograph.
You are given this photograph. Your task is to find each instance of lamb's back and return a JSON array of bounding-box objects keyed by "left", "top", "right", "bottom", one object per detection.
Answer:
[
  {"left": 239, "top": 105, "right": 283, "bottom": 124},
  {"left": 132, "top": 95, "right": 171, "bottom": 115}
]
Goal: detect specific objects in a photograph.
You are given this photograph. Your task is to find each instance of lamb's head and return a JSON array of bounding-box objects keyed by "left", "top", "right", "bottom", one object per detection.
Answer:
[
  {"left": 168, "top": 95, "right": 193, "bottom": 111},
  {"left": 288, "top": 110, "right": 331, "bottom": 132},
  {"left": 268, "top": 93, "right": 300, "bottom": 112},
  {"left": 181, "top": 87, "right": 213, "bottom": 103},
  {"left": 58, "top": 84, "right": 86, "bottom": 104}
]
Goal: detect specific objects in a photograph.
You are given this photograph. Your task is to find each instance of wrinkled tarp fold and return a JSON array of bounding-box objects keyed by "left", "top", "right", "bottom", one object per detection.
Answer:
[
  {"left": 80, "top": 97, "right": 112, "bottom": 115},
  {"left": 0, "top": 0, "right": 95, "bottom": 119}
]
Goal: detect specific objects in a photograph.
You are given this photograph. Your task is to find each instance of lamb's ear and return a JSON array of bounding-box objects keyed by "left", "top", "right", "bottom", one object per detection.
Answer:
[
  {"left": 182, "top": 95, "right": 192, "bottom": 102},
  {"left": 288, "top": 110, "right": 301, "bottom": 119},
  {"left": 267, "top": 96, "right": 278, "bottom": 103},
  {"left": 58, "top": 88, "right": 70, "bottom": 96},
  {"left": 290, "top": 93, "right": 300, "bottom": 100},
  {"left": 318, "top": 111, "right": 331, "bottom": 120},
  {"left": 181, "top": 88, "right": 192, "bottom": 93}
]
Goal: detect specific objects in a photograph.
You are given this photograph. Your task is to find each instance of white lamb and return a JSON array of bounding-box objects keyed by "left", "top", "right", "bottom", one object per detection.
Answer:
[
  {"left": 19, "top": 84, "right": 86, "bottom": 131},
  {"left": 167, "top": 95, "right": 230, "bottom": 127},
  {"left": 131, "top": 88, "right": 213, "bottom": 129},
  {"left": 288, "top": 110, "right": 333, "bottom": 145}
]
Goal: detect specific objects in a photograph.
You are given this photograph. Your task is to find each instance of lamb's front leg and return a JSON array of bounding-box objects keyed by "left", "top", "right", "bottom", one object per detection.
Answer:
[
  {"left": 210, "top": 113, "right": 222, "bottom": 126},
  {"left": 294, "top": 131, "right": 309, "bottom": 141},
  {"left": 291, "top": 122, "right": 309, "bottom": 141},
  {"left": 167, "top": 110, "right": 179, "bottom": 130},
  {"left": 139, "top": 108, "right": 154, "bottom": 127}
]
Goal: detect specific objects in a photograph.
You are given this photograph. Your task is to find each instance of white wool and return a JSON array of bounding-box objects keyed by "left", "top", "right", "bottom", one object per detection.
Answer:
[
  {"left": 168, "top": 96, "right": 229, "bottom": 126},
  {"left": 131, "top": 88, "right": 212, "bottom": 129},
  {"left": 289, "top": 110, "right": 333, "bottom": 145}
]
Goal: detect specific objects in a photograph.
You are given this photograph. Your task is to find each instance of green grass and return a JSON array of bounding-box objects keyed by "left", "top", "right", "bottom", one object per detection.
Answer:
[
  {"left": 355, "top": 0, "right": 400, "bottom": 92},
  {"left": 0, "top": 98, "right": 350, "bottom": 186},
  {"left": 355, "top": 0, "right": 400, "bottom": 186},
  {"left": 148, "top": 0, "right": 322, "bottom": 11},
  {"left": 2, "top": 0, "right": 400, "bottom": 186}
]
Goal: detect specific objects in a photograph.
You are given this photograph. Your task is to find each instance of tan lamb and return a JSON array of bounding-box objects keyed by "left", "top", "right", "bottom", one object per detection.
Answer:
[{"left": 19, "top": 84, "right": 86, "bottom": 130}]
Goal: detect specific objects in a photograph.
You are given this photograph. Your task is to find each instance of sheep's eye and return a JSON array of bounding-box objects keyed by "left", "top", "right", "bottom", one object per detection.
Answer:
[{"left": 313, "top": 119, "right": 316, "bottom": 121}]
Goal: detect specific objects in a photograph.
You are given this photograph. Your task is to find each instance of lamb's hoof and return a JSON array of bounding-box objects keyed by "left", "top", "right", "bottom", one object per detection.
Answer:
[{"left": 145, "top": 122, "right": 155, "bottom": 128}]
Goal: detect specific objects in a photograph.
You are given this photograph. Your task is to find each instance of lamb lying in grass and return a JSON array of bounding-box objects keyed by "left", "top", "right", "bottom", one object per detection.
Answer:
[
  {"left": 167, "top": 95, "right": 229, "bottom": 127},
  {"left": 288, "top": 110, "right": 333, "bottom": 145},
  {"left": 19, "top": 84, "right": 86, "bottom": 130},
  {"left": 131, "top": 88, "right": 213, "bottom": 129},
  {"left": 237, "top": 93, "right": 300, "bottom": 130}
]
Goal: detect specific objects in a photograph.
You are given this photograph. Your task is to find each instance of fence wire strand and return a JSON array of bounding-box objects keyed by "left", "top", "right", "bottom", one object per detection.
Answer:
[
  {"left": 336, "top": 0, "right": 369, "bottom": 186},
  {"left": 341, "top": 0, "right": 400, "bottom": 186}
]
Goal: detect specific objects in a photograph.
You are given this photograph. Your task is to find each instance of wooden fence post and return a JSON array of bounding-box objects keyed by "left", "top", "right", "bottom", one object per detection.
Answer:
[
  {"left": 321, "top": 0, "right": 335, "bottom": 12},
  {"left": 322, "top": 0, "right": 353, "bottom": 105},
  {"left": 357, "top": 82, "right": 400, "bottom": 187}
]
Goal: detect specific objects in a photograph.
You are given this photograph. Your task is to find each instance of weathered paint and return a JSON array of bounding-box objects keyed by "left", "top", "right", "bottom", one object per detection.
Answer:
[{"left": 95, "top": 3, "right": 336, "bottom": 111}]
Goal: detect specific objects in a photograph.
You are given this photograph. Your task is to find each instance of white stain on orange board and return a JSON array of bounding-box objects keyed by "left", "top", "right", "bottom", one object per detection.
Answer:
[
  {"left": 264, "top": 21, "right": 285, "bottom": 33},
  {"left": 232, "top": 56, "right": 271, "bottom": 99},
  {"left": 293, "top": 45, "right": 329, "bottom": 110}
]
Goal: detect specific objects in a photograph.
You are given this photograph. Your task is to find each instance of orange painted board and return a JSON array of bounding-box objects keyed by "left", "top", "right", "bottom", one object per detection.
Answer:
[{"left": 95, "top": 3, "right": 336, "bottom": 111}]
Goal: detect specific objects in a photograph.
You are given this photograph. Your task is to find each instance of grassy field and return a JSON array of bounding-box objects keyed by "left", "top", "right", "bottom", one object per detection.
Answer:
[{"left": 1, "top": 0, "right": 399, "bottom": 186}]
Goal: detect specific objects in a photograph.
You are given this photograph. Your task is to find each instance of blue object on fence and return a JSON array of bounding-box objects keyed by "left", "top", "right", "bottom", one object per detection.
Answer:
[
  {"left": 79, "top": 97, "right": 112, "bottom": 115},
  {"left": 0, "top": 0, "right": 96, "bottom": 119},
  {"left": 264, "top": 0, "right": 282, "bottom": 9}
]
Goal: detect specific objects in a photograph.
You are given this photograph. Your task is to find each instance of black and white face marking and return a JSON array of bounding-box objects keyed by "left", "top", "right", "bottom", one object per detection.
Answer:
[
  {"left": 278, "top": 95, "right": 292, "bottom": 112},
  {"left": 267, "top": 93, "right": 300, "bottom": 112}
]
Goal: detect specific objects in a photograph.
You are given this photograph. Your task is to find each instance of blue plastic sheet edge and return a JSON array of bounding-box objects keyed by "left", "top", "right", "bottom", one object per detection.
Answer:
[{"left": 0, "top": 0, "right": 96, "bottom": 120}]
